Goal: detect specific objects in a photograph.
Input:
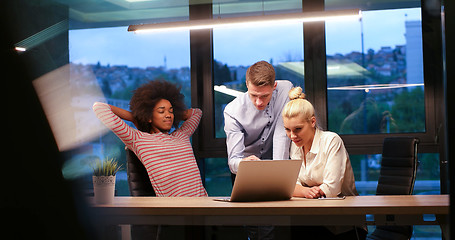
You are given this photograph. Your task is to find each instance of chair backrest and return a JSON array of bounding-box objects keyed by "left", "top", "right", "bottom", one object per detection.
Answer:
[
  {"left": 126, "top": 149, "right": 156, "bottom": 196},
  {"left": 368, "top": 137, "right": 419, "bottom": 240},
  {"left": 376, "top": 137, "right": 419, "bottom": 195}
]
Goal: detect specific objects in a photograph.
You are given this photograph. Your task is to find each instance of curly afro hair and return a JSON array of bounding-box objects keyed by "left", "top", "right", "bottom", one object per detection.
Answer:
[{"left": 129, "top": 79, "right": 186, "bottom": 133}]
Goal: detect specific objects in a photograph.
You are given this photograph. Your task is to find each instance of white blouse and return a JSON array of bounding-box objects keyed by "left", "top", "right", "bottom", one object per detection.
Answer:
[{"left": 290, "top": 128, "right": 358, "bottom": 198}]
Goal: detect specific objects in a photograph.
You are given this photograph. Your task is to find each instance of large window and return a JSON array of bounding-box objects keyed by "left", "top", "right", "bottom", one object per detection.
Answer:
[
  {"left": 324, "top": 7, "right": 439, "bottom": 193},
  {"left": 65, "top": 27, "right": 191, "bottom": 195},
  {"left": 326, "top": 8, "right": 424, "bottom": 134},
  {"left": 207, "top": 23, "right": 304, "bottom": 195},
  {"left": 325, "top": 5, "right": 440, "bottom": 238},
  {"left": 213, "top": 23, "right": 305, "bottom": 138},
  {"left": 63, "top": 0, "right": 441, "bottom": 221}
]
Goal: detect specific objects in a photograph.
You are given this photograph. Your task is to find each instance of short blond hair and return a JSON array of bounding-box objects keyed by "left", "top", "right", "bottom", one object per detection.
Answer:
[
  {"left": 282, "top": 87, "right": 315, "bottom": 121},
  {"left": 246, "top": 61, "right": 275, "bottom": 87}
]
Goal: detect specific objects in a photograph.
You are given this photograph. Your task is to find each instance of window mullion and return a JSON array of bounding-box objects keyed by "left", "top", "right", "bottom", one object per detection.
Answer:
[{"left": 303, "top": 0, "right": 328, "bottom": 130}]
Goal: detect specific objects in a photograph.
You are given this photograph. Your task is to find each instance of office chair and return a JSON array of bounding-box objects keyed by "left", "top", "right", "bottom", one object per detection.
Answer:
[
  {"left": 126, "top": 149, "right": 156, "bottom": 196},
  {"left": 126, "top": 149, "right": 158, "bottom": 240},
  {"left": 367, "top": 137, "right": 419, "bottom": 240}
]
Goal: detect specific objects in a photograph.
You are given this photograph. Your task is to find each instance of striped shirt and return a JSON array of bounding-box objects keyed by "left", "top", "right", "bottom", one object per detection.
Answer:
[{"left": 93, "top": 102, "right": 207, "bottom": 197}]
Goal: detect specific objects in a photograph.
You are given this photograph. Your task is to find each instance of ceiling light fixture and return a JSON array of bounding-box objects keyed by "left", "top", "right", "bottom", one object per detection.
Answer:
[
  {"left": 15, "top": 47, "right": 27, "bottom": 52},
  {"left": 14, "top": 19, "right": 68, "bottom": 52},
  {"left": 128, "top": 8, "right": 361, "bottom": 33}
]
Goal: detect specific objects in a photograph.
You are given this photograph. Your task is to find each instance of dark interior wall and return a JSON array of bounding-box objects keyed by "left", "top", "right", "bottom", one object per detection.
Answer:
[
  {"left": 1, "top": 1, "right": 95, "bottom": 239},
  {"left": 442, "top": 0, "right": 455, "bottom": 233},
  {"left": 6, "top": 0, "right": 69, "bottom": 79}
]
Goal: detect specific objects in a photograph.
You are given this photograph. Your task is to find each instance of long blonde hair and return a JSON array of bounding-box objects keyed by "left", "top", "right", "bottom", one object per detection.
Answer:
[{"left": 282, "top": 87, "right": 315, "bottom": 122}]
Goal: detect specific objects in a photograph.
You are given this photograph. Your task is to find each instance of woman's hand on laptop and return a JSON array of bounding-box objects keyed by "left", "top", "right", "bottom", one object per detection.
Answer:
[{"left": 242, "top": 155, "right": 261, "bottom": 161}]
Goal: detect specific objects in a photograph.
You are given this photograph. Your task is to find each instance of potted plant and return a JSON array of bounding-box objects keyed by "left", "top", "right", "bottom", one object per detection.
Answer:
[{"left": 91, "top": 157, "right": 122, "bottom": 204}]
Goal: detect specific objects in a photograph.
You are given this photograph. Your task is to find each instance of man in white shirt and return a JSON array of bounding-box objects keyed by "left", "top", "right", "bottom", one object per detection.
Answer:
[
  {"left": 223, "top": 61, "right": 292, "bottom": 240},
  {"left": 224, "top": 61, "right": 292, "bottom": 174}
]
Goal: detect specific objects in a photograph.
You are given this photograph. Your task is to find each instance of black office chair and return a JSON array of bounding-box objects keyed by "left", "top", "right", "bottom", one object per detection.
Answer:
[
  {"left": 367, "top": 137, "right": 419, "bottom": 240},
  {"left": 126, "top": 149, "right": 159, "bottom": 240},
  {"left": 126, "top": 149, "right": 156, "bottom": 196}
]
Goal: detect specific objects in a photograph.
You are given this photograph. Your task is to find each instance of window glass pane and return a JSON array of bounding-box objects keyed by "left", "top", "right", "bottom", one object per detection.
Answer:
[
  {"left": 326, "top": 8, "right": 425, "bottom": 134},
  {"left": 415, "top": 153, "right": 441, "bottom": 195},
  {"left": 205, "top": 158, "right": 232, "bottom": 196},
  {"left": 64, "top": 27, "right": 191, "bottom": 196},
  {"left": 213, "top": 24, "right": 304, "bottom": 138}
]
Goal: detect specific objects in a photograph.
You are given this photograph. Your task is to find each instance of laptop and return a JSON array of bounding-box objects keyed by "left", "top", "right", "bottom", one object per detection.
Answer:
[{"left": 216, "top": 159, "right": 303, "bottom": 202}]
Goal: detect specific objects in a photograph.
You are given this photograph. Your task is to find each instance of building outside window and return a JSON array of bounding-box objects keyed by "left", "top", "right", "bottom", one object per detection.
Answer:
[{"left": 326, "top": 8, "right": 425, "bottom": 135}]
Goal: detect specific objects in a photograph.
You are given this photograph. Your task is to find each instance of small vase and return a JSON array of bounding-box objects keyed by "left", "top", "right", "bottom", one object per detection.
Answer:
[{"left": 93, "top": 175, "right": 116, "bottom": 204}]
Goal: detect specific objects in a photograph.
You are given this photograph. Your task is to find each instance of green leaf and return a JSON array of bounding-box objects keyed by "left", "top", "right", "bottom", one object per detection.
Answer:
[{"left": 90, "top": 157, "right": 123, "bottom": 176}]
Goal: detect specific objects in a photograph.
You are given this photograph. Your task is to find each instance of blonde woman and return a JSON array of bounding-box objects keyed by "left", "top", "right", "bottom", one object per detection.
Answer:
[{"left": 282, "top": 87, "right": 366, "bottom": 240}]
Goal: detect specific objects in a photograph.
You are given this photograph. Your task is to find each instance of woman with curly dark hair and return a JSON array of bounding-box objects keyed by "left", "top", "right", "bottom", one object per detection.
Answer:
[
  {"left": 93, "top": 80, "right": 207, "bottom": 197},
  {"left": 129, "top": 80, "right": 186, "bottom": 133}
]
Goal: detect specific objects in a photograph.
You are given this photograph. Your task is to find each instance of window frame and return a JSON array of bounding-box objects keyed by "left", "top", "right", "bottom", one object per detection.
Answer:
[
  {"left": 190, "top": 0, "right": 447, "bottom": 191},
  {"left": 190, "top": 3, "right": 228, "bottom": 159}
]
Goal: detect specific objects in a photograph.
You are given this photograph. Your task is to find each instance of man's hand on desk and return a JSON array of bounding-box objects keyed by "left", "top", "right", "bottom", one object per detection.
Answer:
[{"left": 242, "top": 155, "right": 261, "bottom": 161}]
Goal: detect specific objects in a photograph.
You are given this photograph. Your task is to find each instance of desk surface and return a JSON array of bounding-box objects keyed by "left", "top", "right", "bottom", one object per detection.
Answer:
[{"left": 92, "top": 195, "right": 449, "bottom": 216}]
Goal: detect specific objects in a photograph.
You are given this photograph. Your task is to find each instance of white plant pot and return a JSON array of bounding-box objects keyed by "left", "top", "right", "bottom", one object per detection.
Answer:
[{"left": 93, "top": 175, "right": 116, "bottom": 204}]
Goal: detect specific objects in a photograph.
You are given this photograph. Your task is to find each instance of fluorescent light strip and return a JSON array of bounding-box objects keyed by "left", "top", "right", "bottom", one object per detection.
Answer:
[
  {"left": 14, "top": 19, "right": 68, "bottom": 52},
  {"left": 129, "top": 9, "right": 361, "bottom": 33},
  {"left": 214, "top": 85, "right": 243, "bottom": 97},
  {"left": 15, "top": 47, "right": 27, "bottom": 52},
  {"left": 328, "top": 83, "right": 424, "bottom": 91}
]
